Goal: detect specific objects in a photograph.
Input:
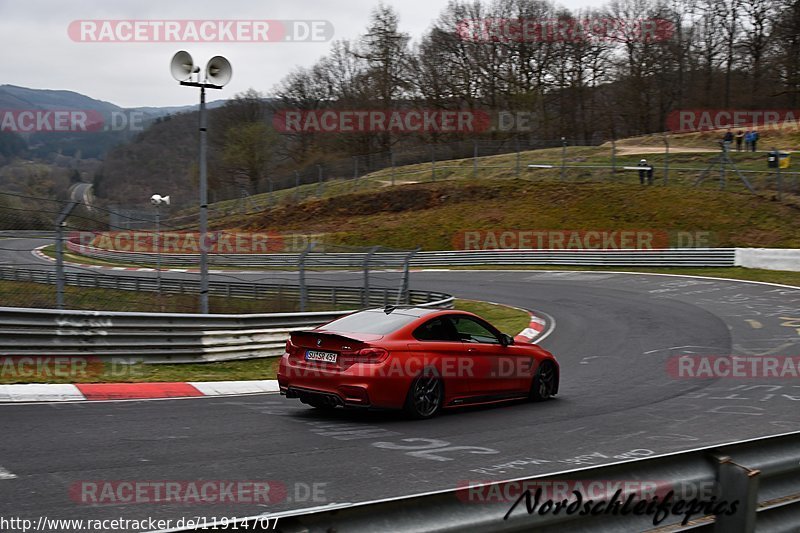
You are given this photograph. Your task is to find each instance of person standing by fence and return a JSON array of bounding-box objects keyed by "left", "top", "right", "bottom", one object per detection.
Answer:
[
  {"left": 723, "top": 129, "right": 734, "bottom": 151},
  {"left": 735, "top": 130, "right": 744, "bottom": 152}
]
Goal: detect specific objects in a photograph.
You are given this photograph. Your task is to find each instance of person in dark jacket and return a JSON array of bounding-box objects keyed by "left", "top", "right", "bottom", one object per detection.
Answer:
[
  {"left": 723, "top": 129, "right": 734, "bottom": 151},
  {"left": 735, "top": 130, "right": 744, "bottom": 152},
  {"left": 638, "top": 159, "right": 654, "bottom": 185}
]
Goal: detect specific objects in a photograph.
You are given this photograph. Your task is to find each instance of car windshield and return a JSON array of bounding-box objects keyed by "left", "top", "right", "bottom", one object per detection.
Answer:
[{"left": 320, "top": 310, "right": 419, "bottom": 335}]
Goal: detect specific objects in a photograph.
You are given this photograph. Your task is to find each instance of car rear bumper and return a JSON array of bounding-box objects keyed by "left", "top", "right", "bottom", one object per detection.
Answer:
[{"left": 278, "top": 355, "right": 408, "bottom": 409}]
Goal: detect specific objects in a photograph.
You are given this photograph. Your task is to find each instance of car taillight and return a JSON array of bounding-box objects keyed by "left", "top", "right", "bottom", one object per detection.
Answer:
[
  {"left": 356, "top": 347, "right": 389, "bottom": 364},
  {"left": 285, "top": 339, "right": 301, "bottom": 357}
]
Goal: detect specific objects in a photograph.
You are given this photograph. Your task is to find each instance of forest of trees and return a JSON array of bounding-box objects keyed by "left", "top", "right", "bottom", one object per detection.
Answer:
[{"left": 271, "top": 0, "right": 800, "bottom": 161}]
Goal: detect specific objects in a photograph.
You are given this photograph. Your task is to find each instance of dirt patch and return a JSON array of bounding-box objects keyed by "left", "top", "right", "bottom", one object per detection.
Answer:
[{"left": 614, "top": 146, "right": 712, "bottom": 156}]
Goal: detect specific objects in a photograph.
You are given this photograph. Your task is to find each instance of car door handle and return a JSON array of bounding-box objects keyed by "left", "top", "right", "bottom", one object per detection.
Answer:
[{"left": 467, "top": 348, "right": 477, "bottom": 352}]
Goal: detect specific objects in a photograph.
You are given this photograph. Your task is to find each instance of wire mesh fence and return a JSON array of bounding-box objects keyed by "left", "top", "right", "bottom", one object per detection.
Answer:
[{"left": 163, "top": 136, "right": 800, "bottom": 224}]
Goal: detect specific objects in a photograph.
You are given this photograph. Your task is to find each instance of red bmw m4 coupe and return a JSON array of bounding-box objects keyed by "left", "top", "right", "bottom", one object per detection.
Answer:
[{"left": 278, "top": 306, "right": 559, "bottom": 418}]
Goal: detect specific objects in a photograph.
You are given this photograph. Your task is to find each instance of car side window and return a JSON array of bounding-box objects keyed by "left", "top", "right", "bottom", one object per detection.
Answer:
[
  {"left": 451, "top": 316, "right": 500, "bottom": 344},
  {"left": 413, "top": 317, "right": 459, "bottom": 342}
]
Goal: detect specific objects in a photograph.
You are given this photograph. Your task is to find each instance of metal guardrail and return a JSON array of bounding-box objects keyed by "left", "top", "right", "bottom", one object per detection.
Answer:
[
  {"left": 0, "top": 266, "right": 450, "bottom": 310},
  {"left": 174, "top": 431, "right": 800, "bottom": 533},
  {"left": 67, "top": 241, "right": 738, "bottom": 268},
  {"left": 0, "top": 230, "right": 55, "bottom": 239},
  {"left": 0, "top": 267, "right": 454, "bottom": 362}
]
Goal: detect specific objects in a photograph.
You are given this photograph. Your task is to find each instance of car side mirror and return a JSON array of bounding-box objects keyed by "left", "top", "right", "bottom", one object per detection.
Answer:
[{"left": 500, "top": 334, "right": 515, "bottom": 347}]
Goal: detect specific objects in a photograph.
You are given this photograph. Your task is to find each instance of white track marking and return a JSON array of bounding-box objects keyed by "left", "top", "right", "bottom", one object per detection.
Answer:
[{"left": 0, "top": 466, "right": 18, "bottom": 480}]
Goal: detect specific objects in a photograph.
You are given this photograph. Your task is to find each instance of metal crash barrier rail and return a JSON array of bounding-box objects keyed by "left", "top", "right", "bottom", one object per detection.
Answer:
[
  {"left": 163, "top": 431, "right": 800, "bottom": 533},
  {"left": 67, "top": 240, "right": 738, "bottom": 268},
  {"left": 0, "top": 268, "right": 454, "bottom": 362}
]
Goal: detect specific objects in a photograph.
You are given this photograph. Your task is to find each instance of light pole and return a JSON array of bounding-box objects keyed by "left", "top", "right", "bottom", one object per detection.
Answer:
[
  {"left": 150, "top": 194, "right": 170, "bottom": 305},
  {"left": 170, "top": 50, "right": 232, "bottom": 314}
]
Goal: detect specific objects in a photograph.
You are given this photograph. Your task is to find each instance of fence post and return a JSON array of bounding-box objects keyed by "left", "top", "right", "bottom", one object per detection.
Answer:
[
  {"left": 398, "top": 248, "right": 419, "bottom": 304},
  {"left": 317, "top": 164, "right": 324, "bottom": 197},
  {"left": 560, "top": 137, "right": 566, "bottom": 182},
  {"left": 353, "top": 156, "right": 359, "bottom": 191},
  {"left": 298, "top": 242, "right": 316, "bottom": 312},
  {"left": 294, "top": 171, "right": 300, "bottom": 202},
  {"left": 515, "top": 137, "right": 521, "bottom": 176},
  {"left": 54, "top": 199, "right": 78, "bottom": 310},
  {"left": 363, "top": 246, "right": 379, "bottom": 307},
  {"left": 431, "top": 146, "right": 436, "bottom": 182},
  {"left": 268, "top": 178, "right": 274, "bottom": 207},
  {"left": 663, "top": 134, "right": 670, "bottom": 186},
  {"left": 390, "top": 151, "right": 395, "bottom": 186},
  {"left": 473, "top": 140, "right": 478, "bottom": 178},
  {"left": 774, "top": 146, "right": 783, "bottom": 201},
  {"left": 610, "top": 138, "right": 616, "bottom": 180},
  {"left": 55, "top": 221, "right": 66, "bottom": 309}
]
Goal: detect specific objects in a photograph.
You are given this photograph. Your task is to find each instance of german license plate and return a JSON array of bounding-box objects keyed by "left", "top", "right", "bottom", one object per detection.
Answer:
[{"left": 305, "top": 350, "right": 338, "bottom": 363}]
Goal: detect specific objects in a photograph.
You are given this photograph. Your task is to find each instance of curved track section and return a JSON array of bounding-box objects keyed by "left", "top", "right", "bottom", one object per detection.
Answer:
[{"left": 0, "top": 238, "right": 799, "bottom": 526}]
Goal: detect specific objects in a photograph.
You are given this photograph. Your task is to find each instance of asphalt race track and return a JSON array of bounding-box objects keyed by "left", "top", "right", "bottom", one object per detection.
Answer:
[{"left": 1, "top": 238, "right": 799, "bottom": 527}]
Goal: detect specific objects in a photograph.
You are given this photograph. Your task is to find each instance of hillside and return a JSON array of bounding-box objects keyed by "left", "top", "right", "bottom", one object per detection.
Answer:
[{"left": 225, "top": 178, "right": 800, "bottom": 250}]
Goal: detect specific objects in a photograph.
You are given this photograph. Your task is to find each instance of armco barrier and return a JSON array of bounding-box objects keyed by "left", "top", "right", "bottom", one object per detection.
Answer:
[
  {"left": 167, "top": 431, "right": 800, "bottom": 533},
  {"left": 66, "top": 240, "right": 739, "bottom": 268},
  {"left": 0, "top": 271, "right": 453, "bottom": 362}
]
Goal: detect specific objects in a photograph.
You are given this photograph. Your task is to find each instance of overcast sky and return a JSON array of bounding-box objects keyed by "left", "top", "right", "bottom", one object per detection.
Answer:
[{"left": 0, "top": 0, "right": 608, "bottom": 108}]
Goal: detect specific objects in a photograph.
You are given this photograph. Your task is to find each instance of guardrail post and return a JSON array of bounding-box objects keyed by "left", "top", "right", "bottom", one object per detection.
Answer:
[{"left": 713, "top": 455, "right": 760, "bottom": 533}]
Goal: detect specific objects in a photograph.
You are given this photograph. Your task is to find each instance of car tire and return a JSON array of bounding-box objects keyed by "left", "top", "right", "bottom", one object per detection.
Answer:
[
  {"left": 404, "top": 368, "right": 443, "bottom": 419},
  {"left": 530, "top": 360, "right": 557, "bottom": 401}
]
